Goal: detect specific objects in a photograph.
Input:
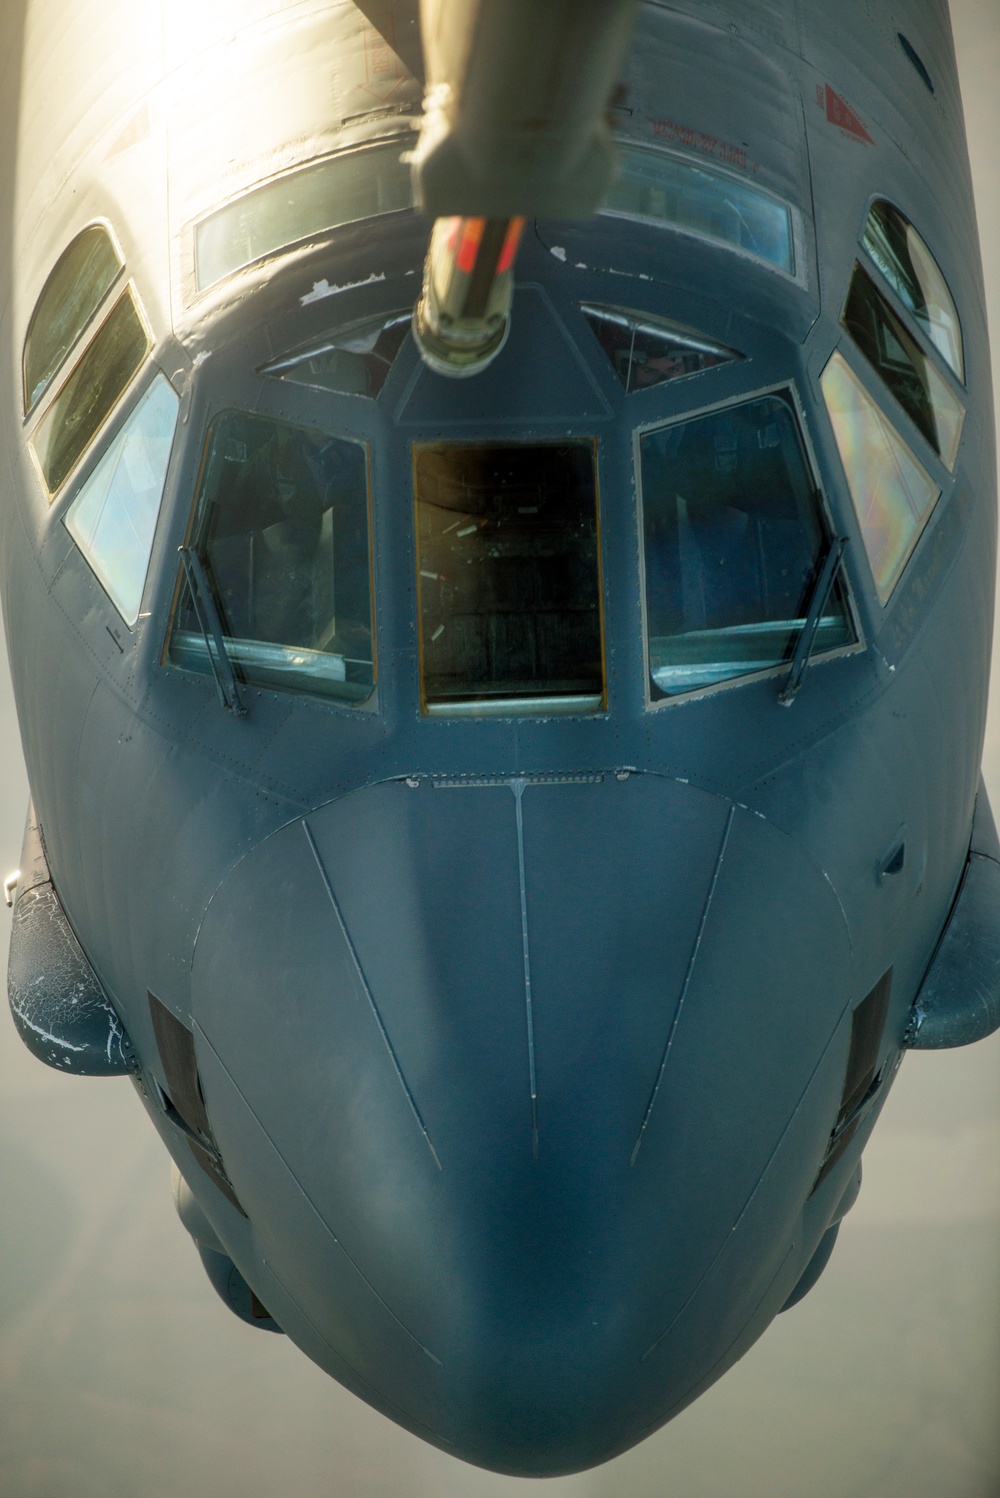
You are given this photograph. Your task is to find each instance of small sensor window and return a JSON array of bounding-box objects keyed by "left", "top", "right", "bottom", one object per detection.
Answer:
[
  {"left": 414, "top": 443, "right": 604, "bottom": 715},
  {"left": 582, "top": 304, "right": 741, "bottom": 394},
  {"left": 262, "top": 311, "right": 410, "bottom": 399}
]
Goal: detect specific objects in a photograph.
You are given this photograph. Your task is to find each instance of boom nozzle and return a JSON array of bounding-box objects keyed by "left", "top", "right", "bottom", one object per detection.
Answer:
[
  {"left": 411, "top": 0, "right": 639, "bottom": 376},
  {"left": 412, "top": 215, "right": 524, "bottom": 378}
]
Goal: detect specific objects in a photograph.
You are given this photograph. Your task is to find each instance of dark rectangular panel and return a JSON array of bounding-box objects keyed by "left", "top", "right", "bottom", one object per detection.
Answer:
[
  {"left": 187, "top": 1139, "right": 247, "bottom": 1218},
  {"left": 812, "top": 1114, "right": 863, "bottom": 1194},
  {"left": 148, "top": 991, "right": 214, "bottom": 1143},
  {"left": 838, "top": 968, "right": 892, "bottom": 1125},
  {"left": 810, "top": 969, "right": 894, "bottom": 1196},
  {"left": 414, "top": 441, "right": 604, "bottom": 711}
]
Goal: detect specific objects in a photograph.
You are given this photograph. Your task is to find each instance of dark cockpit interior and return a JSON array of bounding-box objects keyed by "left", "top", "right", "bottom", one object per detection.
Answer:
[
  {"left": 414, "top": 442, "right": 604, "bottom": 714},
  {"left": 170, "top": 413, "right": 375, "bottom": 703},
  {"left": 640, "top": 393, "right": 854, "bottom": 697}
]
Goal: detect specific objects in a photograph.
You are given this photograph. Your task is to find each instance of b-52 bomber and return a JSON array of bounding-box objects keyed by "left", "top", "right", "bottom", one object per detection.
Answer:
[{"left": 2, "top": 0, "right": 998, "bottom": 1476}]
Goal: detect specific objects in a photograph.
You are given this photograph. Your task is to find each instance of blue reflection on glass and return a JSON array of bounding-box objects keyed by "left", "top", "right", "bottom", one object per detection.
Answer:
[
  {"left": 605, "top": 145, "right": 794, "bottom": 274},
  {"left": 65, "top": 372, "right": 180, "bottom": 626}
]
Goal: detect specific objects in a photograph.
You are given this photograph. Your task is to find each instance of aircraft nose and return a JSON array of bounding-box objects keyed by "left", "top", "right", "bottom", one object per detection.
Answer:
[{"left": 191, "top": 772, "right": 851, "bottom": 1472}]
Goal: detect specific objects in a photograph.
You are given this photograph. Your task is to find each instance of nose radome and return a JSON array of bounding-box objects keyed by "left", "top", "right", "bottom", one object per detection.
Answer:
[{"left": 190, "top": 772, "right": 852, "bottom": 1468}]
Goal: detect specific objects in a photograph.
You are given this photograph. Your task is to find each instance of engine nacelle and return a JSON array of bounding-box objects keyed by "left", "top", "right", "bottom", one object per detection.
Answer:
[
  {"left": 172, "top": 1166, "right": 283, "bottom": 1334},
  {"left": 6, "top": 806, "right": 136, "bottom": 1075}
]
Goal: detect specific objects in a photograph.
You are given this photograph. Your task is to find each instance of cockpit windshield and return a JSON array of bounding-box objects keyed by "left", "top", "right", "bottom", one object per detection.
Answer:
[
  {"left": 640, "top": 393, "right": 855, "bottom": 698},
  {"left": 168, "top": 412, "right": 374, "bottom": 703}
]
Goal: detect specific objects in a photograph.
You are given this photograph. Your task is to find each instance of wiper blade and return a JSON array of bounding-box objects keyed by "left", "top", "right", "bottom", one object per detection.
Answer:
[
  {"left": 778, "top": 534, "right": 848, "bottom": 706},
  {"left": 177, "top": 546, "right": 246, "bottom": 715}
]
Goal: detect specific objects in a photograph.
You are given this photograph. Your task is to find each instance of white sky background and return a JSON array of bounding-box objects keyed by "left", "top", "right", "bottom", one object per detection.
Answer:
[{"left": 1, "top": 6, "right": 999, "bottom": 1496}]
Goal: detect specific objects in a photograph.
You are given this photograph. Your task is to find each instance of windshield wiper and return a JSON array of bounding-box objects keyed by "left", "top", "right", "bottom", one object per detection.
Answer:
[
  {"left": 177, "top": 546, "right": 246, "bottom": 715},
  {"left": 778, "top": 534, "right": 848, "bottom": 706}
]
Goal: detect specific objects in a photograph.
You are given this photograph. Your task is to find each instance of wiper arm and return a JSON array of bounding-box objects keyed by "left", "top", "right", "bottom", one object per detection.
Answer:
[
  {"left": 177, "top": 546, "right": 246, "bottom": 716},
  {"left": 778, "top": 534, "right": 848, "bottom": 706}
]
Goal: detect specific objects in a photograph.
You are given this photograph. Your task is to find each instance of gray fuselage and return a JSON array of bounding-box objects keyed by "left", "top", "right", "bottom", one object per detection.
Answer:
[{"left": 0, "top": 0, "right": 994, "bottom": 1476}]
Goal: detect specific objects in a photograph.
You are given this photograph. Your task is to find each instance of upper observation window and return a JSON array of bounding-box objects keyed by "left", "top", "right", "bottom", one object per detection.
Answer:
[
  {"left": 23, "top": 224, "right": 123, "bottom": 414},
  {"left": 821, "top": 351, "right": 940, "bottom": 603},
  {"left": 168, "top": 412, "right": 374, "bottom": 703},
  {"left": 31, "top": 287, "right": 151, "bottom": 497},
  {"left": 194, "top": 142, "right": 412, "bottom": 293},
  {"left": 862, "top": 200, "right": 963, "bottom": 380},
  {"left": 64, "top": 373, "right": 180, "bottom": 627},
  {"left": 604, "top": 145, "right": 795, "bottom": 275},
  {"left": 841, "top": 265, "right": 963, "bottom": 469},
  {"left": 261, "top": 310, "right": 410, "bottom": 399},
  {"left": 414, "top": 443, "right": 604, "bottom": 716},
  {"left": 582, "top": 304, "right": 742, "bottom": 394},
  {"left": 639, "top": 393, "right": 854, "bottom": 699}
]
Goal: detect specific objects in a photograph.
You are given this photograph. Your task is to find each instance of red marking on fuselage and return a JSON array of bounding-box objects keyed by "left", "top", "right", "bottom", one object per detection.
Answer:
[
  {"left": 360, "top": 9, "right": 407, "bottom": 102},
  {"left": 644, "top": 116, "right": 758, "bottom": 174},
  {"left": 822, "top": 84, "right": 874, "bottom": 145}
]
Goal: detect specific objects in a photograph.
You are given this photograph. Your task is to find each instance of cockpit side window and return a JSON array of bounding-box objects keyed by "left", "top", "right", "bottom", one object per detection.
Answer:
[
  {"left": 821, "top": 350, "right": 940, "bottom": 603},
  {"left": 862, "top": 200, "right": 963, "bottom": 381},
  {"left": 23, "top": 223, "right": 123, "bottom": 415},
  {"left": 639, "top": 392, "right": 855, "bottom": 699},
  {"left": 168, "top": 412, "right": 375, "bottom": 704},
  {"left": 30, "top": 286, "right": 151, "bottom": 497},
  {"left": 841, "top": 264, "right": 964, "bottom": 470},
  {"left": 64, "top": 372, "right": 180, "bottom": 627},
  {"left": 604, "top": 145, "right": 796, "bottom": 276},
  {"left": 414, "top": 443, "right": 604, "bottom": 715},
  {"left": 193, "top": 141, "right": 412, "bottom": 293}
]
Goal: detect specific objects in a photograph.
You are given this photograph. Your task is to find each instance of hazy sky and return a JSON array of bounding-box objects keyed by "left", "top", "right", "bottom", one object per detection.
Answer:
[{"left": 1, "top": 6, "right": 999, "bottom": 1497}]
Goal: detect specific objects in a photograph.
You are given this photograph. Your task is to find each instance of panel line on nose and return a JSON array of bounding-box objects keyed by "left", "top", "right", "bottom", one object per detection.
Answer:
[
  {"left": 511, "top": 778, "right": 539, "bottom": 1158},
  {"left": 630, "top": 804, "right": 736, "bottom": 1167},
  {"left": 303, "top": 820, "right": 443, "bottom": 1171}
]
